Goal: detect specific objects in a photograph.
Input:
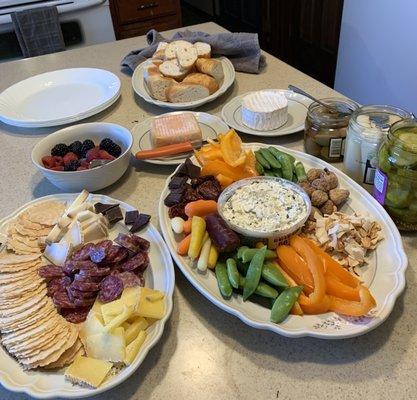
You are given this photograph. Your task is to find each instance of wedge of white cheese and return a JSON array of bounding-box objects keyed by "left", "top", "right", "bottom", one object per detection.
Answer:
[{"left": 241, "top": 90, "right": 288, "bottom": 131}]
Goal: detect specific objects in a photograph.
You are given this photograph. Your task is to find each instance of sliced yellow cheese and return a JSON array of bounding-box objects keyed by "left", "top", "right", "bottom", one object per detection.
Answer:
[
  {"left": 124, "top": 330, "right": 147, "bottom": 366},
  {"left": 91, "top": 298, "right": 105, "bottom": 316},
  {"left": 122, "top": 321, "right": 130, "bottom": 330},
  {"left": 125, "top": 317, "right": 148, "bottom": 345},
  {"left": 101, "top": 287, "right": 141, "bottom": 319},
  {"left": 85, "top": 327, "right": 125, "bottom": 363},
  {"left": 80, "top": 313, "right": 106, "bottom": 346},
  {"left": 104, "top": 305, "right": 133, "bottom": 333},
  {"left": 135, "top": 288, "right": 165, "bottom": 319},
  {"left": 146, "top": 318, "right": 158, "bottom": 326},
  {"left": 65, "top": 355, "right": 112, "bottom": 388}
]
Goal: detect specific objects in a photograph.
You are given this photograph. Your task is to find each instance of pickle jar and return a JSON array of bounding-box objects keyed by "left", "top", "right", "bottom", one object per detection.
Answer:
[
  {"left": 344, "top": 105, "right": 412, "bottom": 187},
  {"left": 304, "top": 98, "right": 358, "bottom": 162},
  {"left": 373, "top": 118, "right": 417, "bottom": 230}
]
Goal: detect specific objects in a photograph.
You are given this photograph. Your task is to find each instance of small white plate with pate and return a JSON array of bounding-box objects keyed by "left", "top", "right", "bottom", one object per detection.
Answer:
[
  {"left": 221, "top": 89, "right": 312, "bottom": 137},
  {"left": 132, "top": 111, "right": 229, "bottom": 165}
]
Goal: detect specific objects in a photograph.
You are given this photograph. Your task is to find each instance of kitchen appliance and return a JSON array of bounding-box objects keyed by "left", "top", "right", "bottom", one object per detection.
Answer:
[{"left": 0, "top": 0, "right": 115, "bottom": 62}]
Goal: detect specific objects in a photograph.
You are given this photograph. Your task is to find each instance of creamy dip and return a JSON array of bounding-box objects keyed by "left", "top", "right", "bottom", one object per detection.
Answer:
[{"left": 222, "top": 180, "right": 308, "bottom": 232}]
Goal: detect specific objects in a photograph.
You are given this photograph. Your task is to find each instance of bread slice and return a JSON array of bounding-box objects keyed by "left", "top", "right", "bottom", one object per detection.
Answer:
[
  {"left": 151, "top": 59, "right": 163, "bottom": 67},
  {"left": 195, "top": 58, "right": 224, "bottom": 83},
  {"left": 152, "top": 49, "right": 166, "bottom": 61},
  {"left": 143, "top": 65, "right": 160, "bottom": 79},
  {"left": 183, "top": 72, "right": 219, "bottom": 95},
  {"left": 165, "top": 40, "right": 194, "bottom": 59},
  {"left": 156, "top": 41, "right": 168, "bottom": 52},
  {"left": 166, "top": 83, "right": 209, "bottom": 103},
  {"left": 175, "top": 46, "right": 197, "bottom": 69},
  {"left": 145, "top": 74, "right": 175, "bottom": 101},
  {"left": 159, "top": 59, "right": 190, "bottom": 81},
  {"left": 194, "top": 42, "right": 211, "bottom": 58}
]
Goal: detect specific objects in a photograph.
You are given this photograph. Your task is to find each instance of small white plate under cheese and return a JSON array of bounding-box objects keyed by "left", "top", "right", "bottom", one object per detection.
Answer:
[{"left": 241, "top": 89, "right": 288, "bottom": 131}]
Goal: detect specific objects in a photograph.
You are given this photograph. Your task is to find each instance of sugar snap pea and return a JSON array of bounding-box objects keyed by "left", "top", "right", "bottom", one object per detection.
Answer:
[
  {"left": 264, "top": 171, "right": 275, "bottom": 177},
  {"left": 215, "top": 262, "right": 232, "bottom": 299},
  {"left": 243, "top": 246, "right": 267, "bottom": 301},
  {"left": 255, "top": 151, "right": 270, "bottom": 169},
  {"left": 226, "top": 258, "right": 240, "bottom": 289},
  {"left": 277, "top": 153, "right": 294, "bottom": 181},
  {"left": 256, "top": 161, "right": 265, "bottom": 175},
  {"left": 271, "top": 168, "right": 282, "bottom": 178},
  {"left": 241, "top": 247, "right": 276, "bottom": 263},
  {"left": 237, "top": 246, "right": 249, "bottom": 259},
  {"left": 294, "top": 161, "right": 307, "bottom": 182},
  {"left": 259, "top": 148, "right": 282, "bottom": 169},
  {"left": 236, "top": 259, "right": 249, "bottom": 275},
  {"left": 270, "top": 286, "right": 303, "bottom": 323},
  {"left": 268, "top": 147, "right": 296, "bottom": 164},
  {"left": 239, "top": 276, "right": 278, "bottom": 299},
  {"left": 262, "top": 263, "right": 289, "bottom": 288}
]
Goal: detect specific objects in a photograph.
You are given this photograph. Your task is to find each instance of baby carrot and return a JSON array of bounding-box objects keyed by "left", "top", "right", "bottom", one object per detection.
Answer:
[
  {"left": 183, "top": 218, "right": 192, "bottom": 234},
  {"left": 177, "top": 234, "right": 192, "bottom": 256},
  {"left": 184, "top": 200, "right": 218, "bottom": 218}
]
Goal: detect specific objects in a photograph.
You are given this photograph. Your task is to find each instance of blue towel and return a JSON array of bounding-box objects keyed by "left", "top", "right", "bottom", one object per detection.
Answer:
[
  {"left": 121, "top": 29, "right": 266, "bottom": 74},
  {"left": 11, "top": 6, "right": 65, "bottom": 58}
]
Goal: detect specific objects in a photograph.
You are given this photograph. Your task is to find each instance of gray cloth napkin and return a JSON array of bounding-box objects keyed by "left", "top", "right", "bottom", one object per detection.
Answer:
[
  {"left": 11, "top": 6, "right": 65, "bottom": 58},
  {"left": 121, "top": 29, "right": 266, "bottom": 74}
]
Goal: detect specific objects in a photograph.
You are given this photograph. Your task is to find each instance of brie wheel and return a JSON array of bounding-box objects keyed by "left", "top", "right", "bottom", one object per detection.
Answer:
[{"left": 241, "top": 90, "right": 288, "bottom": 131}]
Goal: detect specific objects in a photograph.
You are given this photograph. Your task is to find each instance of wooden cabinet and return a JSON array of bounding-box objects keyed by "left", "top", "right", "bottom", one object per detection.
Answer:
[{"left": 109, "top": 0, "right": 182, "bottom": 40}]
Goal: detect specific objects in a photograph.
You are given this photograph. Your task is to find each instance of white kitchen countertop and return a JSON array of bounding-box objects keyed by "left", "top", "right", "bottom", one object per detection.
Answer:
[{"left": 0, "top": 22, "right": 416, "bottom": 400}]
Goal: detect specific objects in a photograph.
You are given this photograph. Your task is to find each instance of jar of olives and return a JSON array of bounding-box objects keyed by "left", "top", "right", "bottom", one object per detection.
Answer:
[
  {"left": 304, "top": 98, "right": 359, "bottom": 162},
  {"left": 373, "top": 118, "right": 417, "bottom": 230}
]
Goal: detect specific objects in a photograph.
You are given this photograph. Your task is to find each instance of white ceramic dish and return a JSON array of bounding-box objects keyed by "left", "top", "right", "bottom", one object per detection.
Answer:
[
  {"left": 221, "top": 90, "right": 312, "bottom": 136},
  {"left": 31, "top": 123, "right": 133, "bottom": 192},
  {"left": 158, "top": 143, "right": 408, "bottom": 339},
  {"left": 0, "top": 68, "right": 121, "bottom": 128},
  {"left": 132, "top": 111, "right": 229, "bottom": 165},
  {"left": 132, "top": 57, "right": 235, "bottom": 110},
  {"left": 0, "top": 193, "right": 174, "bottom": 399}
]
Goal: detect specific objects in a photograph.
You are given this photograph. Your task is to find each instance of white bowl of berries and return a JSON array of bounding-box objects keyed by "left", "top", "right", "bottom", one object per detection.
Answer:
[{"left": 32, "top": 122, "right": 133, "bottom": 192}]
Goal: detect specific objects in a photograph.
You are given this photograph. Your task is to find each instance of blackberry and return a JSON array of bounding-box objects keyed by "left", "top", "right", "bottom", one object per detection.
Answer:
[
  {"left": 99, "top": 138, "right": 122, "bottom": 157},
  {"left": 69, "top": 141, "right": 82, "bottom": 156},
  {"left": 64, "top": 160, "right": 80, "bottom": 171},
  {"left": 80, "top": 139, "right": 95, "bottom": 157},
  {"left": 51, "top": 143, "right": 69, "bottom": 157}
]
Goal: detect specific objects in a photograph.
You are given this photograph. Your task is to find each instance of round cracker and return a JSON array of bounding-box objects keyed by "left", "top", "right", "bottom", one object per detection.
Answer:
[
  {"left": 0, "top": 253, "right": 41, "bottom": 265},
  {"left": 25, "top": 201, "right": 66, "bottom": 226}
]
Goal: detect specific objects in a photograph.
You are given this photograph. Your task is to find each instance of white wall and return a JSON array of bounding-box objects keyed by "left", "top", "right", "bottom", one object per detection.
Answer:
[{"left": 335, "top": 0, "right": 417, "bottom": 115}]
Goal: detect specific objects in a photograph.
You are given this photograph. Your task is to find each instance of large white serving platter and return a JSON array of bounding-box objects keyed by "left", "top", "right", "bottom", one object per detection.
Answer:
[
  {"left": 132, "top": 57, "right": 235, "bottom": 110},
  {"left": 0, "top": 194, "right": 174, "bottom": 399},
  {"left": 158, "top": 143, "right": 407, "bottom": 339},
  {"left": 0, "top": 68, "right": 121, "bottom": 128},
  {"left": 221, "top": 90, "right": 312, "bottom": 136},
  {"left": 132, "top": 111, "right": 229, "bottom": 165}
]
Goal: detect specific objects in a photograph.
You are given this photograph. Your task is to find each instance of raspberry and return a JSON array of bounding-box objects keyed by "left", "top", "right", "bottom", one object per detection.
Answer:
[
  {"left": 64, "top": 160, "right": 80, "bottom": 171},
  {"left": 51, "top": 143, "right": 69, "bottom": 157},
  {"left": 79, "top": 160, "right": 90, "bottom": 169},
  {"left": 80, "top": 139, "right": 95, "bottom": 157},
  {"left": 63, "top": 152, "right": 79, "bottom": 165},
  {"left": 53, "top": 156, "right": 63, "bottom": 166},
  {"left": 69, "top": 141, "right": 82, "bottom": 156},
  {"left": 77, "top": 166, "right": 88, "bottom": 171},
  {"left": 86, "top": 147, "right": 101, "bottom": 162},
  {"left": 42, "top": 156, "right": 56, "bottom": 168},
  {"left": 50, "top": 166, "right": 64, "bottom": 171},
  {"left": 98, "top": 149, "right": 115, "bottom": 160},
  {"left": 99, "top": 138, "right": 122, "bottom": 157}
]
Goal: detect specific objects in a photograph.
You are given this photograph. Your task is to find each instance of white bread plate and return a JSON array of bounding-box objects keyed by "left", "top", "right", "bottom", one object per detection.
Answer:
[
  {"left": 132, "top": 57, "right": 235, "bottom": 110},
  {"left": 0, "top": 193, "right": 174, "bottom": 399},
  {"left": 32, "top": 123, "right": 133, "bottom": 192},
  {"left": 158, "top": 143, "right": 408, "bottom": 339}
]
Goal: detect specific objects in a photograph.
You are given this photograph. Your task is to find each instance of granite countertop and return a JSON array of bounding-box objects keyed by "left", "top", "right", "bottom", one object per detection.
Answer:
[{"left": 0, "top": 22, "right": 416, "bottom": 400}]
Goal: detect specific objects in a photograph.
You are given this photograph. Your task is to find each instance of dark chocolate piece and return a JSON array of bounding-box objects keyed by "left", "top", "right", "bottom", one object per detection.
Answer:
[
  {"left": 164, "top": 191, "right": 183, "bottom": 207},
  {"left": 170, "top": 183, "right": 190, "bottom": 196},
  {"left": 169, "top": 176, "right": 188, "bottom": 189},
  {"left": 130, "top": 214, "right": 151, "bottom": 233},
  {"left": 175, "top": 163, "right": 189, "bottom": 176},
  {"left": 94, "top": 202, "right": 119, "bottom": 215},
  {"left": 105, "top": 206, "right": 123, "bottom": 224},
  {"left": 185, "top": 158, "right": 200, "bottom": 178},
  {"left": 125, "top": 210, "right": 139, "bottom": 225}
]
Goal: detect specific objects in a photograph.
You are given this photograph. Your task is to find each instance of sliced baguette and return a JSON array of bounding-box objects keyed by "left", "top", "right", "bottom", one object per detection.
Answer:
[
  {"left": 175, "top": 46, "right": 198, "bottom": 69},
  {"left": 152, "top": 49, "right": 166, "bottom": 61},
  {"left": 195, "top": 58, "right": 224, "bottom": 83},
  {"left": 183, "top": 72, "right": 219, "bottom": 95},
  {"left": 145, "top": 74, "right": 175, "bottom": 101},
  {"left": 166, "top": 83, "right": 209, "bottom": 103},
  {"left": 194, "top": 42, "right": 211, "bottom": 58},
  {"left": 159, "top": 59, "right": 190, "bottom": 81},
  {"left": 143, "top": 65, "right": 160, "bottom": 79},
  {"left": 156, "top": 41, "right": 168, "bottom": 52},
  {"left": 165, "top": 40, "right": 194, "bottom": 59}
]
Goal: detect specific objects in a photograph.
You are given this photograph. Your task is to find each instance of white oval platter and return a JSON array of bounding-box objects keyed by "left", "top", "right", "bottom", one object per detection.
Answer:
[
  {"left": 221, "top": 90, "right": 312, "bottom": 136},
  {"left": 132, "top": 57, "right": 235, "bottom": 110},
  {"left": 0, "top": 68, "right": 121, "bottom": 128},
  {"left": 0, "top": 193, "right": 174, "bottom": 399},
  {"left": 158, "top": 143, "right": 407, "bottom": 339},
  {"left": 132, "top": 111, "right": 229, "bottom": 165}
]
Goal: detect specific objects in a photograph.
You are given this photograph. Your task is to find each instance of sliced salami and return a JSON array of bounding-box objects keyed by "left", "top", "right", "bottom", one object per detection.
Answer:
[
  {"left": 120, "top": 251, "right": 149, "bottom": 273},
  {"left": 38, "top": 265, "right": 65, "bottom": 280},
  {"left": 115, "top": 233, "right": 150, "bottom": 253},
  {"left": 47, "top": 276, "right": 71, "bottom": 297},
  {"left": 71, "top": 243, "right": 95, "bottom": 261},
  {"left": 63, "top": 260, "right": 97, "bottom": 275},
  {"left": 76, "top": 267, "right": 110, "bottom": 278},
  {"left": 53, "top": 290, "right": 76, "bottom": 310},
  {"left": 70, "top": 279, "right": 100, "bottom": 292},
  {"left": 67, "top": 287, "right": 97, "bottom": 302},
  {"left": 98, "top": 275, "right": 123, "bottom": 303},
  {"left": 89, "top": 247, "right": 106, "bottom": 263},
  {"left": 105, "top": 245, "right": 128, "bottom": 264},
  {"left": 116, "top": 271, "right": 144, "bottom": 288},
  {"left": 61, "top": 307, "right": 90, "bottom": 323}
]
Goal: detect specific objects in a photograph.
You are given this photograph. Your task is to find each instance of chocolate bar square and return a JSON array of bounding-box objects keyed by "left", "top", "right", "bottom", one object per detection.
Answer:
[
  {"left": 168, "top": 176, "right": 188, "bottom": 190},
  {"left": 164, "top": 191, "right": 183, "bottom": 207},
  {"left": 130, "top": 214, "right": 151, "bottom": 233},
  {"left": 185, "top": 158, "right": 200, "bottom": 178},
  {"left": 105, "top": 206, "right": 123, "bottom": 224},
  {"left": 125, "top": 210, "right": 139, "bottom": 225},
  {"left": 94, "top": 202, "right": 119, "bottom": 214}
]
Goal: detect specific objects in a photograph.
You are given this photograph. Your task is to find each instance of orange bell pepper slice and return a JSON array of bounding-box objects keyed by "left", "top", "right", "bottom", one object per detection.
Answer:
[
  {"left": 276, "top": 245, "right": 314, "bottom": 292},
  {"left": 220, "top": 129, "right": 247, "bottom": 167},
  {"left": 325, "top": 272, "right": 360, "bottom": 301},
  {"left": 201, "top": 160, "right": 247, "bottom": 181},
  {"left": 289, "top": 236, "right": 326, "bottom": 305},
  {"left": 298, "top": 293, "right": 330, "bottom": 314},
  {"left": 243, "top": 150, "right": 258, "bottom": 177},
  {"left": 304, "top": 237, "right": 360, "bottom": 288},
  {"left": 328, "top": 286, "right": 376, "bottom": 317},
  {"left": 216, "top": 174, "right": 234, "bottom": 189}
]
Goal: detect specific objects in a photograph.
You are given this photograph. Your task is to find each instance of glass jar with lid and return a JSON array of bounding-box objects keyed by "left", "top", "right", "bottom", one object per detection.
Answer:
[
  {"left": 344, "top": 105, "right": 412, "bottom": 187},
  {"left": 304, "top": 98, "right": 358, "bottom": 162},
  {"left": 373, "top": 118, "right": 417, "bottom": 230}
]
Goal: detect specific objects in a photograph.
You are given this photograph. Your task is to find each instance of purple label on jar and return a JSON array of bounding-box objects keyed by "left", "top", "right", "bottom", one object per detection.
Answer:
[{"left": 373, "top": 168, "right": 388, "bottom": 205}]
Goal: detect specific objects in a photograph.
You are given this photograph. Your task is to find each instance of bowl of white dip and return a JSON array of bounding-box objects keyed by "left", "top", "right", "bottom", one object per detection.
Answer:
[{"left": 218, "top": 176, "right": 311, "bottom": 243}]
